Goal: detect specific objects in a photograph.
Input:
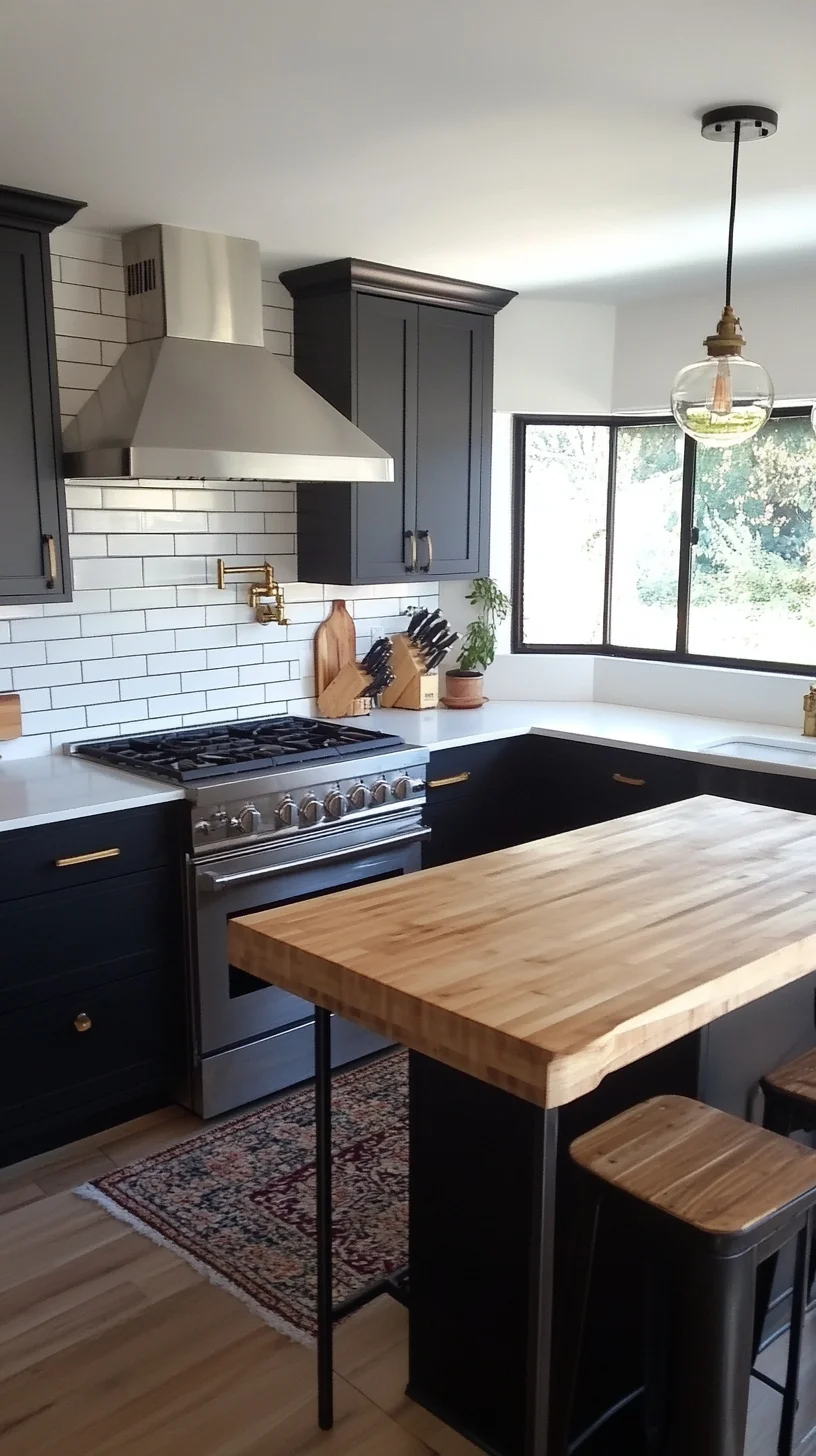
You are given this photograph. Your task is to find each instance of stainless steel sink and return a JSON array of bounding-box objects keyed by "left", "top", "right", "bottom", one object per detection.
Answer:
[{"left": 704, "top": 735, "right": 816, "bottom": 769}]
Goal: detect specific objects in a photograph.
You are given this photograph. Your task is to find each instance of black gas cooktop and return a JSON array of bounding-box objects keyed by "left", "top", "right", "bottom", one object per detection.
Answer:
[{"left": 73, "top": 715, "right": 406, "bottom": 784}]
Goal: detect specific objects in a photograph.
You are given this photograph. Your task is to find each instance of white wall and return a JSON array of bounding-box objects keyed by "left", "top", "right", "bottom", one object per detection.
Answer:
[
  {"left": 494, "top": 296, "right": 616, "bottom": 415},
  {"left": 0, "top": 231, "right": 438, "bottom": 757},
  {"left": 613, "top": 274, "right": 816, "bottom": 412}
]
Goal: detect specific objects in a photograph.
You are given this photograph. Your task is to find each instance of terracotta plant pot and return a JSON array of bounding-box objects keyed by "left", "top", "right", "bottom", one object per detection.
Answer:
[{"left": 443, "top": 669, "right": 485, "bottom": 709}]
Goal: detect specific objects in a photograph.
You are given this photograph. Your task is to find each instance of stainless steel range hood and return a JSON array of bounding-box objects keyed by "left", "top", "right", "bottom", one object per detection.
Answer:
[{"left": 62, "top": 225, "right": 393, "bottom": 483}]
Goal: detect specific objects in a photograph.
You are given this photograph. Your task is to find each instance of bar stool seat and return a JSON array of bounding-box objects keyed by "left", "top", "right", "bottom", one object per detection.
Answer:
[
  {"left": 763, "top": 1047, "right": 816, "bottom": 1133},
  {"left": 555, "top": 1095, "right": 816, "bottom": 1456}
]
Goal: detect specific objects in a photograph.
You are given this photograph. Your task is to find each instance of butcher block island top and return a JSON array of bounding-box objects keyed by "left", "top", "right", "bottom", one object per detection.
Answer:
[{"left": 228, "top": 796, "right": 816, "bottom": 1109}]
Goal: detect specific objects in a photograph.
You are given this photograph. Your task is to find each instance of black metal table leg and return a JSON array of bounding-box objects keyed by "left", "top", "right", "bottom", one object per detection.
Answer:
[
  {"left": 315, "top": 1005, "right": 333, "bottom": 1430},
  {"left": 778, "top": 1215, "right": 811, "bottom": 1456},
  {"left": 525, "top": 1106, "right": 559, "bottom": 1456}
]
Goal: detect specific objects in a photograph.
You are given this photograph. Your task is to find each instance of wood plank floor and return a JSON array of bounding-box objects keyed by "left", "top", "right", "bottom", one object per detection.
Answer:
[{"left": 0, "top": 1103, "right": 811, "bottom": 1454}]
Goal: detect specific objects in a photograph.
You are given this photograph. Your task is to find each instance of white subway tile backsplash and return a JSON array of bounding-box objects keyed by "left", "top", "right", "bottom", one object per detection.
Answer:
[
  {"left": 83, "top": 654, "right": 147, "bottom": 682},
  {"left": 53, "top": 281, "right": 101, "bottom": 313},
  {"left": 119, "top": 673, "right": 180, "bottom": 700},
  {"left": 60, "top": 255, "right": 124, "bottom": 289},
  {"left": 72, "top": 558, "right": 143, "bottom": 589},
  {"left": 86, "top": 699, "right": 148, "bottom": 727},
  {"left": 143, "top": 557, "right": 207, "bottom": 586},
  {"left": 144, "top": 607, "right": 204, "bottom": 631},
  {"left": 0, "top": 642, "right": 46, "bottom": 670},
  {"left": 180, "top": 667, "right": 238, "bottom": 692},
  {"left": 52, "top": 681, "right": 121, "bottom": 709},
  {"left": 13, "top": 660, "right": 81, "bottom": 689},
  {"left": 10, "top": 616, "right": 82, "bottom": 642},
  {"left": 10, "top": 236, "right": 438, "bottom": 752},
  {"left": 238, "top": 662, "right": 289, "bottom": 687},
  {"left": 101, "top": 487, "right": 175, "bottom": 510},
  {"left": 109, "top": 586, "right": 176, "bottom": 610},
  {"left": 56, "top": 336, "right": 103, "bottom": 365},
  {"left": 54, "top": 308, "right": 126, "bottom": 342},
  {"left": 80, "top": 610, "right": 145, "bottom": 637},
  {"left": 46, "top": 637, "right": 114, "bottom": 664},
  {"left": 175, "top": 625, "right": 237, "bottom": 651}
]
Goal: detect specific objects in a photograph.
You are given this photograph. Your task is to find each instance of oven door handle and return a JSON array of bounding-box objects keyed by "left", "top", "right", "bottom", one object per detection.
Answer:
[{"left": 198, "top": 826, "right": 431, "bottom": 891}]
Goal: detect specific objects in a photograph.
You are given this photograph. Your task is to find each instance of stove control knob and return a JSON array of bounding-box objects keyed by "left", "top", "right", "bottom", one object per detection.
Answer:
[
  {"left": 324, "top": 789, "right": 348, "bottom": 820},
  {"left": 371, "top": 779, "right": 390, "bottom": 806},
  {"left": 391, "top": 775, "right": 412, "bottom": 801},
  {"left": 276, "top": 797, "right": 298, "bottom": 829},
  {"left": 194, "top": 820, "right": 211, "bottom": 836},
  {"left": 238, "top": 803, "right": 262, "bottom": 835},
  {"left": 348, "top": 782, "right": 370, "bottom": 812},
  {"left": 300, "top": 794, "right": 324, "bottom": 826}
]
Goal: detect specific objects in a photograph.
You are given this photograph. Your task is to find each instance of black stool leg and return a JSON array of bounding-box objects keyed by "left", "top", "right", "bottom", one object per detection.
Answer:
[
  {"left": 666, "top": 1247, "right": 755, "bottom": 1456},
  {"left": 315, "top": 1005, "right": 333, "bottom": 1430},
  {"left": 548, "top": 1182, "right": 600, "bottom": 1456},
  {"left": 778, "top": 1214, "right": 812, "bottom": 1456},
  {"left": 755, "top": 1089, "right": 796, "bottom": 1360}
]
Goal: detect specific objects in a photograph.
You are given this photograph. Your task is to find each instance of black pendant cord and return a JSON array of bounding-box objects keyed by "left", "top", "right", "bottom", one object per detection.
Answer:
[{"left": 724, "top": 119, "right": 741, "bottom": 308}]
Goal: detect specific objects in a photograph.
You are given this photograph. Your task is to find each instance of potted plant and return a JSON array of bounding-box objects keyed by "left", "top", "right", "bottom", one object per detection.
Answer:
[{"left": 444, "top": 577, "right": 510, "bottom": 709}]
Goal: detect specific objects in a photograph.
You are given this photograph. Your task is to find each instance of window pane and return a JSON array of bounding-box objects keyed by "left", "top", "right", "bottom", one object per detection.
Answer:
[
  {"left": 609, "top": 423, "right": 683, "bottom": 651},
  {"left": 521, "top": 424, "right": 608, "bottom": 645},
  {"left": 689, "top": 417, "right": 816, "bottom": 664}
]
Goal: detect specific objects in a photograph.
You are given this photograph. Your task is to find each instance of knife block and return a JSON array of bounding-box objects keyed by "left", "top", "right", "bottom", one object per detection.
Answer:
[
  {"left": 316, "top": 662, "right": 374, "bottom": 718},
  {"left": 380, "top": 634, "right": 439, "bottom": 711}
]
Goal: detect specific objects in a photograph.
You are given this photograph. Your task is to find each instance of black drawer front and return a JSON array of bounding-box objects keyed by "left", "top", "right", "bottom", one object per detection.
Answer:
[
  {"left": 0, "top": 969, "right": 173, "bottom": 1125},
  {"left": 0, "top": 866, "right": 180, "bottom": 1011},
  {"left": 426, "top": 737, "right": 529, "bottom": 801},
  {"left": 538, "top": 738, "right": 700, "bottom": 833},
  {"left": 0, "top": 802, "right": 179, "bottom": 903},
  {"left": 699, "top": 763, "right": 816, "bottom": 815}
]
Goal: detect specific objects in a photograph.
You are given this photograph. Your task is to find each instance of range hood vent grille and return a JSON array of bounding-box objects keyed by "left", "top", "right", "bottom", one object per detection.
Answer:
[{"left": 126, "top": 257, "right": 157, "bottom": 297}]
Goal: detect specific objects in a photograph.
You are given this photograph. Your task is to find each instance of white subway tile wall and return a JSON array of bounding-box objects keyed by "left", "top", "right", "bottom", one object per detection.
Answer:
[{"left": 0, "top": 231, "right": 439, "bottom": 756}]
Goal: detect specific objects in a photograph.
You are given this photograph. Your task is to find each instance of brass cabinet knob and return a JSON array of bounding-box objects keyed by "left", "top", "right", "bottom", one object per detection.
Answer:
[{"left": 73, "top": 1012, "right": 92, "bottom": 1033}]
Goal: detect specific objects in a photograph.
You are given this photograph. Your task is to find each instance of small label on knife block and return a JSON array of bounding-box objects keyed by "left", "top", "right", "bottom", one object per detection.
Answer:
[{"left": 380, "top": 635, "right": 439, "bottom": 711}]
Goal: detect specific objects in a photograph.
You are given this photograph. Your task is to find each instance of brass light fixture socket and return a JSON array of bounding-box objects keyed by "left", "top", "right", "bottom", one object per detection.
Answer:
[{"left": 704, "top": 304, "right": 746, "bottom": 359}]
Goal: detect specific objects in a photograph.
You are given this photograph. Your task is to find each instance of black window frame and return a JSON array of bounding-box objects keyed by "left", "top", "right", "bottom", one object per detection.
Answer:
[{"left": 511, "top": 405, "right": 816, "bottom": 676}]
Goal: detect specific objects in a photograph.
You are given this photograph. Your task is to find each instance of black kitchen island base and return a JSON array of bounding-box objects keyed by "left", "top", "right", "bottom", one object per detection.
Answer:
[{"left": 406, "top": 973, "right": 816, "bottom": 1456}]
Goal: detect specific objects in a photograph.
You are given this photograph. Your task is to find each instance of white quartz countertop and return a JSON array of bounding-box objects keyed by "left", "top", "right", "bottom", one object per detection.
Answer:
[
  {"left": 356, "top": 700, "right": 816, "bottom": 779},
  {"left": 0, "top": 754, "right": 185, "bottom": 834},
  {"left": 3, "top": 699, "right": 816, "bottom": 836}
]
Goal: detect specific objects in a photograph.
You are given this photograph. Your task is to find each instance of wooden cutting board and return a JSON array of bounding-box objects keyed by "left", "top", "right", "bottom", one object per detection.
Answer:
[
  {"left": 0, "top": 693, "right": 22, "bottom": 740},
  {"left": 313, "top": 601, "right": 357, "bottom": 699}
]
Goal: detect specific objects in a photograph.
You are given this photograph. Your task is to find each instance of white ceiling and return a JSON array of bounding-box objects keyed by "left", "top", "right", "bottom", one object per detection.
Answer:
[{"left": 0, "top": 0, "right": 814, "bottom": 299}]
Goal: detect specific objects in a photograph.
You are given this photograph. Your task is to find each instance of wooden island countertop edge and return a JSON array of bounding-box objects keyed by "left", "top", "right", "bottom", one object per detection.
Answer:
[{"left": 227, "top": 797, "right": 816, "bottom": 1109}]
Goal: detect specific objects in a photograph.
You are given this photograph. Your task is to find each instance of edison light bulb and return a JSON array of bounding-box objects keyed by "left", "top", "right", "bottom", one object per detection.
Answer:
[{"left": 670, "top": 354, "right": 773, "bottom": 448}]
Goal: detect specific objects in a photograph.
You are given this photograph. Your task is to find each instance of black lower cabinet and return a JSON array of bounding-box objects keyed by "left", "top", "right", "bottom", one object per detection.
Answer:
[
  {"left": 0, "top": 803, "right": 183, "bottom": 1166},
  {"left": 422, "top": 735, "right": 546, "bottom": 868},
  {"left": 534, "top": 736, "right": 701, "bottom": 834}
]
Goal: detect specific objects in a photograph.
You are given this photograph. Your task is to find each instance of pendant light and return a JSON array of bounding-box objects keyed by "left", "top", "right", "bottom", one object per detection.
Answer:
[{"left": 670, "top": 105, "right": 777, "bottom": 448}]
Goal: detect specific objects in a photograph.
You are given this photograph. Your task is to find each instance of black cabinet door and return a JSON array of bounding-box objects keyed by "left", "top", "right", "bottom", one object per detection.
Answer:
[
  {"left": 0, "top": 225, "right": 68, "bottom": 603},
  {"left": 415, "top": 305, "right": 489, "bottom": 578},
  {"left": 353, "top": 293, "right": 418, "bottom": 582}
]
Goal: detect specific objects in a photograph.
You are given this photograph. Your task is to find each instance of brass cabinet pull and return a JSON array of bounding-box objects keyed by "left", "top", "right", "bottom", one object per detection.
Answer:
[
  {"left": 43, "top": 534, "right": 58, "bottom": 589},
  {"left": 418, "top": 529, "right": 434, "bottom": 573},
  {"left": 55, "top": 847, "right": 121, "bottom": 868},
  {"left": 428, "top": 771, "right": 471, "bottom": 789},
  {"left": 612, "top": 773, "right": 646, "bottom": 787},
  {"left": 73, "top": 1012, "right": 92, "bottom": 1033},
  {"left": 404, "top": 530, "right": 417, "bottom": 573}
]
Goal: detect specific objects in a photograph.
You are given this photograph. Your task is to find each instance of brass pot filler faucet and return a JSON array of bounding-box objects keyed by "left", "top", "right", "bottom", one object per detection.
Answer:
[{"left": 217, "top": 559, "right": 289, "bottom": 626}]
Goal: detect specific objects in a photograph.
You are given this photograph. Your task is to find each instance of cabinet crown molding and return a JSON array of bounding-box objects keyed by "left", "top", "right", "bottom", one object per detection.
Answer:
[
  {"left": 0, "top": 184, "right": 85, "bottom": 232},
  {"left": 281, "top": 257, "right": 516, "bottom": 316}
]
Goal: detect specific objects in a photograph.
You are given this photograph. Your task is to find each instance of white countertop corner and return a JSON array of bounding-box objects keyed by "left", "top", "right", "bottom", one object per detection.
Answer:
[{"left": 0, "top": 753, "right": 186, "bottom": 834}]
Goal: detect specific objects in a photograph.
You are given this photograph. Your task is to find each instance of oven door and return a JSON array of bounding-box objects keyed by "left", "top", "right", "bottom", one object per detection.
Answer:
[{"left": 190, "top": 813, "right": 427, "bottom": 1061}]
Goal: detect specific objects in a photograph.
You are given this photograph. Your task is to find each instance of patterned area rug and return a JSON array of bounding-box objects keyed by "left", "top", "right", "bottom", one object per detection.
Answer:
[{"left": 76, "top": 1051, "right": 407, "bottom": 1346}]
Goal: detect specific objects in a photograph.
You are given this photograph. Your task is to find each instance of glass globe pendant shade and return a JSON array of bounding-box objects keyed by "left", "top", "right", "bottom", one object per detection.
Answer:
[{"left": 670, "top": 353, "right": 773, "bottom": 448}]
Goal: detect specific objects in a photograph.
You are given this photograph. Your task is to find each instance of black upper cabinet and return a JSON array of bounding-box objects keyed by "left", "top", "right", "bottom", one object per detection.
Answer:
[
  {"left": 0, "top": 185, "right": 84, "bottom": 605},
  {"left": 281, "top": 259, "right": 515, "bottom": 585}
]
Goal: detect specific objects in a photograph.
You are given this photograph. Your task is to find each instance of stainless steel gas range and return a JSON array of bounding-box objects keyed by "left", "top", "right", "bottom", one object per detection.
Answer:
[{"left": 72, "top": 716, "right": 429, "bottom": 1117}]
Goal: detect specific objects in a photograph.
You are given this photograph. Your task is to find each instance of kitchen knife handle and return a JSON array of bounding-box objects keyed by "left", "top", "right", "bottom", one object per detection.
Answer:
[
  {"left": 418, "top": 530, "right": 433, "bottom": 573},
  {"left": 405, "top": 531, "right": 417, "bottom": 573}
]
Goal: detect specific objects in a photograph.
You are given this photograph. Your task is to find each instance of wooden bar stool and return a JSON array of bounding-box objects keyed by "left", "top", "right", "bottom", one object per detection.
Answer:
[
  {"left": 755, "top": 1048, "right": 816, "bottom": 1358},
  {"left": 554, "top": 1096, "right": 816, "bottom": 1456}
]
